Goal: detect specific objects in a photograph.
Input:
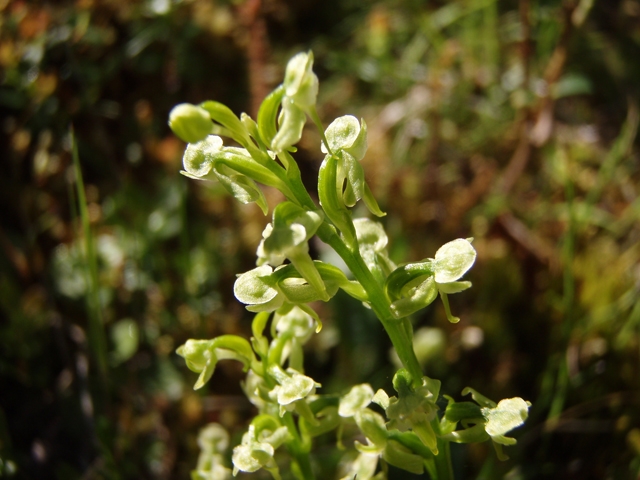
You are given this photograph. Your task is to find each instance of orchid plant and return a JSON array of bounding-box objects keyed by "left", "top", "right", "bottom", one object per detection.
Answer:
[{"left": 169, "top": 51, "right": 530, "bottom": 480}]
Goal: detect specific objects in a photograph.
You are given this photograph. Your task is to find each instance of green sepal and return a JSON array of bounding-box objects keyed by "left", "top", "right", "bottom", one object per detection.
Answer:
[
  {"left": 234, "top": 265, "right": 283, "bottom": 311},
  {"left": 462, "top": 387, "right": 497, "bottom": 408},
  {"left": 258, "top": 85, "right": 285, "bottom": 147},
  {"left": 318, "top": 154, "right": 357, "bottom": 247},
  {"left": 235, "top": 262, "right": 356, "bottom": 314},
  {"left": 250, "top": 311, "right": 271, "bottom": 359},
  {"left": 277, "top": 276, "right": 337, "bottom": 306},
  {"left": 387, "top": 431, "right": 436, "bottom": 461},
  {"left": 322, "top": 115, "right": 367, "bottom": 160},
  {"left": 231, "top": 425, "right": 278, "bottom": 475},
  {"left": 339, "top": 384, "right": 374, "bottom": 418},
  {"left": 251, "top": 415, "right": 291, "bottom": 449},
  {"left": 382, "top": 440, "right": 425, "bottom": 475},
  {"left": 211, "top": 147, "right": 287, "bottom": 193},
  {"left": 210, "top": 335, "right": 255, "bottom": 368},
  {"left": 438, "top": 281, "right": 472, "bottom": 294},
  {"left": 270, "top": 262, "right": 366, "bottom": 304},
  {"left": 267, "top": 365, "right": 320, "bottom": 412},
  {"left": 240, "top": 112, "right": 265, "bottom": 150},
  {"left": 271, "top": 99, "right": 306, "bottom": 153},
  {"left": 442, "top": 423, "right": 489, "bottom": 444},
  {"left": 268, "top": 202, "right": 323, "bottom": 242},
  {"left": 259, "top": 202, "right": 327, "bottom": 297},
  {"left": 444, "top": 401, "right": 484, "bottom": 424},
  {"left": 176, "top": 335, "right": 255, "bottom": 390},
  {"left": 363, "top": 183, "right": 386, "bottom": 217},
  {"left": 182, "top": 135, "right": 224, "bottom": 177},
  {"left": 482, "top": 397, "right": 530, "bottom": 444},
  {"left": 354, "top": 408, "right": 389, "bottom": 448},
  {"left": 389, "top": 275, "right": 438, "bottom": 319},
  {"left": 213, "top": 164, "right": 268, "bottom": 214},
  {"left": 341, "top": 150, "right": 365, "bottom": 204},
  {"left": 300, "top": 406, "right": 341, "bottom": 438},
  {"left": 200, "top": 100, "right": 252, "bottom": 149},
  {"left": 433, "top": 238, "right": 476, "bottom": 284},
  {"left": 283, "top": 51, "right": 318, "bottom": 108},
  {"left": 386, "top": 262, "right": 435, "bottom": 301}
]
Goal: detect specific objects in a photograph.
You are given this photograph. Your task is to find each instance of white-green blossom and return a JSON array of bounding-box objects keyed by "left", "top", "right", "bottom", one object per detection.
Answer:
[
  {"left": 192, "top": 423, "right": 232, "bottom": 480},
  {"left": 271, "top": 51, "right": 319, "bottom": 153},
  {"left": 339, "top": 384, "right": 374, "bottom": 418},
  {"left": 442, "top": 387, "right": 531, "bottom": 460},
  {"left": 268, "top": 366, "right": 320, "bottom": 417},
  {"left": 374, "top": 373, "right": 441, "bottom": 454},
  {"left": 386, "top": 238, "right": 476, "bottom": 321}
]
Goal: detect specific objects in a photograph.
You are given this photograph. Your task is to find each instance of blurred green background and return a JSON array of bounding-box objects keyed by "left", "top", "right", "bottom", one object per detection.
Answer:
[{"left": 1, "top": 0, "right": 639, "bottom": 478}]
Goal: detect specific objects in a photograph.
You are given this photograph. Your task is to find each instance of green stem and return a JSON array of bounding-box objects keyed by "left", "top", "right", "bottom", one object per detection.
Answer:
[
  {"left": 282, "top": 412, "right": 315, "bottom": 480},
  {"left": 278, "top": 154, "right": 424, "bottom": 385},
  {"left": 71, "top": 129, "right": 108, "bottom": 384},
  {"left": 316, "top": 223, "right": 424, "bottom": 385},
  {"left": 433, "top": 437, "right": 454, "bottom": 480},
  {"left": 309, "top": 107, "right": 333, "bottom": 156}
]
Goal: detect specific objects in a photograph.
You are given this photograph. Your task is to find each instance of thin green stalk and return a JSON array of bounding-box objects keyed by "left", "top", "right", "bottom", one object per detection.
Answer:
[
  {"left": 280, "top": 148, "right": 424, "bottom": 384},
  {"left": 316, "top": 223, "right": 424, "bottom": 385},
  {"left": 548, "top": 148, "right": 576, "bottom": 422},
  {"left": 309, "top": 107, "right": 333, "bottom": 156},
  {"left": 71, "top": 128, "right": 108, "bottom": 382},
  {"left": 433, "top": 437, "right": 454, "bottom": 480},
  {"left": 282, "top": 412, "right": 315, "bottom": 480}
]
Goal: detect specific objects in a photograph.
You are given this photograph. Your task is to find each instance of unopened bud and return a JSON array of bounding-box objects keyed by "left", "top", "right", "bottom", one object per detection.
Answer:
[{"left": 169, "top": 103, "right": 212, "bottom": 143}]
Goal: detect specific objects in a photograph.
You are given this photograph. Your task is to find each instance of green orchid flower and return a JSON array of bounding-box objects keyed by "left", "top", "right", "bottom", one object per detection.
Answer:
[
  {"left": 373, "top": 369, "right": 441, "bottom": 454},
  {"left": 192, "top": 423, "right": 233, "bottom": 480},
  {"left": 271, "top": 51, "right": 319, "bottom": 153},
  {"left": 385, "top": 238, "right": 476, "bottom": 321},
  {"left": 442, "top": 387, "right": 531, "bottom": 460}
]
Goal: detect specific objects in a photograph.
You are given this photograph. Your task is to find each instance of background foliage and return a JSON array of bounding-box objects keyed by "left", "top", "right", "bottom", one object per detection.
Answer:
[{"left": 1, "top": 0, "right": 639, "bottom": 478}]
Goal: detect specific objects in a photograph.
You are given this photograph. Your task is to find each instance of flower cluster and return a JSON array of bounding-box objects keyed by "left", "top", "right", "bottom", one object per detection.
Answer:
[{"left": 169, "top": 51, "right": 528, "bottom": 479}]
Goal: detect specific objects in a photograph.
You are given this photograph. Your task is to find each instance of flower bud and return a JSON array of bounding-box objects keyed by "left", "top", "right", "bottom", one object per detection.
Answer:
[
  {"left": 169, "top": 103, "right": 213, "bottom": 143},
  {"left": 283, "top": 51, "right": 318, "bottom": 109}
]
